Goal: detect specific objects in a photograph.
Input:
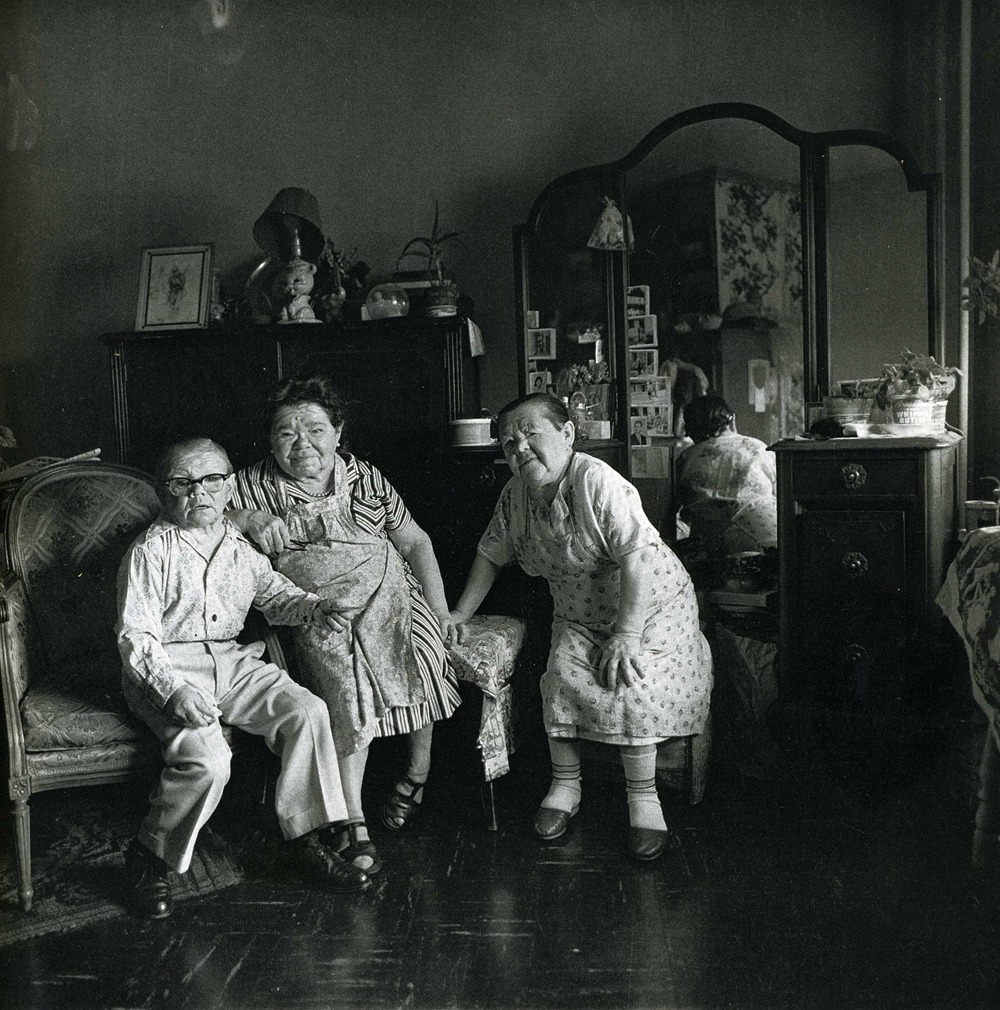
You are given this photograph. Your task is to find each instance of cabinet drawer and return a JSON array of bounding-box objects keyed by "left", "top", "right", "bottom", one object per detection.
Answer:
[{"left": 790, "top": 455, "right": 919, "bottom": 499}]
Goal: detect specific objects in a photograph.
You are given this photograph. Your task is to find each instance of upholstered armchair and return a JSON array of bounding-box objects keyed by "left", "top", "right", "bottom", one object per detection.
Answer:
[{"left": 0, "top": 461, "right": 166, "bottom": 912}]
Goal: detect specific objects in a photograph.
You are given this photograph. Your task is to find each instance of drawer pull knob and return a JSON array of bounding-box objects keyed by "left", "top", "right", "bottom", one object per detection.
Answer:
[
  {"left": 841, "top": 462, "right": 867, "bottom": 488},
  {"left": 478, "top": 466, "right": 496, "bottom": 488},
  {"left": 845, "top": 642, "right": 869, "bottom": 665},
  {"left": 841, "top": 551, "right": 869, "bottom": 575}
]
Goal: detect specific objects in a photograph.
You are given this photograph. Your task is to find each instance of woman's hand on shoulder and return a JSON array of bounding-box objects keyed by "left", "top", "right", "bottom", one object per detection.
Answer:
[
  {"left": 242, "top": 510, "right": 292, "bottom": 556},
  {"left": 599, "top": 632, "right": 644, "bottom": 692},
  {"left": 440, "top": 609, "right": 472, "bottom": 648}
]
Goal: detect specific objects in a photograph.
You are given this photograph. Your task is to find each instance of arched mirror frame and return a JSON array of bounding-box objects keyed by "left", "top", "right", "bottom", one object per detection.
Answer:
[{"left": 514, "top": 102, "right": 944, "bottom": 428}]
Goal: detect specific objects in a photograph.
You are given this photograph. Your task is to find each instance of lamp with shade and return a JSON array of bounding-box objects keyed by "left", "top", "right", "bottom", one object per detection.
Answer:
[{"left": 248, "top": 186, "right": 329, "bottom": 323}]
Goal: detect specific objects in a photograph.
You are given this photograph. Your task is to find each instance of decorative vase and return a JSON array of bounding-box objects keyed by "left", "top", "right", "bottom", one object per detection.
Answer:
[{"left": 576, "top": 383, "right": 612, "bottom": 421}]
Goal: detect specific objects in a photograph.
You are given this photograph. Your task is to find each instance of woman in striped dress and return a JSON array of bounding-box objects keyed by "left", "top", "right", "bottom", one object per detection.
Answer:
[{"left": 228, "top": 376, "right": 461, "bottom": 876}]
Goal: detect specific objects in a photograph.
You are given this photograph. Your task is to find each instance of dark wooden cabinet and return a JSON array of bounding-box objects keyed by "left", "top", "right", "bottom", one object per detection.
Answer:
[
  {"left": 103, "top": 317, "right": 479, "bottom": 476},
  {"left": 407, "top": 440, "right": 627, "bottom": 611},
  {"left": 405, "top": 446, "right": 546, "bottom": 615},
  {"left": 773, "top": 434, "right": 961, "bottom": 708}
]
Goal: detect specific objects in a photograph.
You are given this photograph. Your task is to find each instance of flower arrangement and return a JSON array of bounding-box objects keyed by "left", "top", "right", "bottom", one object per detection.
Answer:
[
  {"left": 568, "top": 361, "right": 610, "bottom": 388},
  {"left": 316, "top": 241, "right": 368, "bottom": 320},
  {"left": 961, "top": 250, "right": 1000, "bottom": 325},
  {"left": 874, "top": 349, "right": 960, "bottom": 409}
]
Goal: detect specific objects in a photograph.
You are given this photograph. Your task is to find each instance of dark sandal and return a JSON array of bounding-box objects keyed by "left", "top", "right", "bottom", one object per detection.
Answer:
[
  {"left": 380, "top": 774, "right": 425, "bottom": 831},
  {"left": 331, "top": 820, "right": 382, "bottom": 875}
]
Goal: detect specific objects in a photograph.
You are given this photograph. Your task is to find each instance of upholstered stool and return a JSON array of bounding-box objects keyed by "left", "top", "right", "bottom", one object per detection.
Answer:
[{"left": 446, "top": 613, "right": 528, "bottom": 830}]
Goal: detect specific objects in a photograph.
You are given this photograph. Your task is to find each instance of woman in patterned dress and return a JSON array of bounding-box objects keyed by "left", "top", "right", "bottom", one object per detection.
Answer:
[
  {"left": 228, "top": 376, "right": 461, "bottom": 876},
  {"left": 447, "top": 393, "right": 712, "bottom": 863}
]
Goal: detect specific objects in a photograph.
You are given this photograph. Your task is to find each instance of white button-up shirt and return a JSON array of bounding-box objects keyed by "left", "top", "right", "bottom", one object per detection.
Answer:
[{"left": 117, "top": 516, "right": 324, "bottom": 709}]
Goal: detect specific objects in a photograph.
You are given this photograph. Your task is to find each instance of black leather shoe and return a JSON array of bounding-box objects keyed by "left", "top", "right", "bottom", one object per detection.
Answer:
[
  {"left": 293, "top": 832, "right": 371, "bottom": 893},
  {"left": 533, "top": 805, "right": 578, "bottom": 840},
  {"left": 124, "top": 839, "right": 173, "bottom": 919},
  {"left": 628, "top": 826, "right": 669, "bottom": 863}
]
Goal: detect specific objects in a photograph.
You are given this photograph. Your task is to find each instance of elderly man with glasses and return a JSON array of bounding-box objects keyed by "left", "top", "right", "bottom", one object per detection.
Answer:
[{"left": 115, "top": 437, "right": 371, "bottom": 920}]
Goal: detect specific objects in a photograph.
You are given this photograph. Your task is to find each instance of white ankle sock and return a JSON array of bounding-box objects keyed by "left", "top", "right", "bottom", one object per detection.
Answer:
[
  {"left": 621, "top": 745, "right": 667, "bottom": 832},
  {"left": 541, "top": 738, "right": 582, "bottom": 813}
]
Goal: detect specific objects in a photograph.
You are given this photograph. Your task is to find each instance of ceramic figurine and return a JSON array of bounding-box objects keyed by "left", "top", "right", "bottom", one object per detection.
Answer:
[{"left": 272, "top": 257, "right": 320, "bottom": 323}]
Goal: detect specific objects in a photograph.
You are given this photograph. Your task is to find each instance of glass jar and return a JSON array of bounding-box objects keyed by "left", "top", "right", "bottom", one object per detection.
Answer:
[{"left": 364, "top": 283, "right": 409, "bottom": 320}]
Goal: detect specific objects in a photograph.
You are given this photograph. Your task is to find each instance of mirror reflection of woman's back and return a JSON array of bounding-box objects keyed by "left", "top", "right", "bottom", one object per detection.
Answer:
[{"left": 674, "top": 394, "right": 778, "bottom": 578}]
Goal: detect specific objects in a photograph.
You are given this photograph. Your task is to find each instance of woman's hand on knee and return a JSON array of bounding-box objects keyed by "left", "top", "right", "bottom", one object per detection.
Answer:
[
  {"left": 599, "top": 633, "right": 644, "bottom": 692},
  {"left": 165, "top": 686, "right": 221, "bottom": 728}
]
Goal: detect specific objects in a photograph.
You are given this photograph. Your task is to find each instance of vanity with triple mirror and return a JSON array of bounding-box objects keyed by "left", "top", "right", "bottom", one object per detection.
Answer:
[
  {"left": 514, "top": 103, "right": 958, "bottom": 704},
  {"left": 514, "top": 102, "right": 944, "bottom": 474}
]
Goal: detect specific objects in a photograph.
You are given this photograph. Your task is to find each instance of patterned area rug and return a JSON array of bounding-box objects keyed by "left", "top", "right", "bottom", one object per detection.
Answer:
[{"left": 0, "top": 781, "right": 243, "bottom": 947}]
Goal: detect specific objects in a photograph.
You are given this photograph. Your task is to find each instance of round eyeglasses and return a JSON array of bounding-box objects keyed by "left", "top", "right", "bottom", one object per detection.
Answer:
[{"left": 161, "top": 473, "right": 230, "bottom": 497}]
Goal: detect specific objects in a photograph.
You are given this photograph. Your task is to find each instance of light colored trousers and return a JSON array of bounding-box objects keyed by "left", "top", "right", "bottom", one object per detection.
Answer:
[{"left": 124, "top": 640, "right": 348, "bottom": 873}]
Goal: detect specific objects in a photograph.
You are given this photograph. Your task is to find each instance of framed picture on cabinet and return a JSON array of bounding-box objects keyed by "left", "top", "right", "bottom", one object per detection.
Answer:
[
  {"left": 136, "top": 244, "right": 214, "bottom": 331},
  {"left": 527, "top": 327, "right": 557, "bottom": 360}
]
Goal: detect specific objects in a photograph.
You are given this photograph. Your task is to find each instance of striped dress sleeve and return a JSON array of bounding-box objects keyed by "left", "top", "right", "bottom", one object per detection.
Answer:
[
  {"left": 350, "top": 457, "right": 411, "bottom": 535},
  {"left": 230, "top": 458, "right": 287, "bottom": 516}
]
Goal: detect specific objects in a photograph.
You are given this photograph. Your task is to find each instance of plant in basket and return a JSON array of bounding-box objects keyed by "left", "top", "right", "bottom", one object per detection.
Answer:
[
  {"left": 874, "top": 350, "right": 959, "bottom": 405},
  {"left": 874, "top": 349, "right": 960, "bottom": 429}
]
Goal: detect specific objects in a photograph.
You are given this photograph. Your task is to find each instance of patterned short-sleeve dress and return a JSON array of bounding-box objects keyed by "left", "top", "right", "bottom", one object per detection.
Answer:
[
  {"left": 231, "top": 454, "right": 461, "bottom": 755},
  {"left": 477, "top": 453, "right": 712, "bottom": 744}
]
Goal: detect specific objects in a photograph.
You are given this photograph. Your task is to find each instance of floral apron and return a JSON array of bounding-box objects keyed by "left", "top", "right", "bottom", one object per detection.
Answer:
[
  {"left": 518, "top": 497, "right": 712, "bottom": 743},
  {"left": 275, "top": 481, "right": 424, "bottom": 755}
]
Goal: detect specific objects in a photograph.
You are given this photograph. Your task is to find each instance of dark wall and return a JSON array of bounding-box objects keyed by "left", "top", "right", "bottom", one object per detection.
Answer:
[{"left": 0, "top": 0, "right": 946, "bottom": 461}]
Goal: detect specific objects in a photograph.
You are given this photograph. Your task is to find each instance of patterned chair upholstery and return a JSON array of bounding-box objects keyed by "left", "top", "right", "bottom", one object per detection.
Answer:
[{"left": 0, "top": 462, "right": 165, "bottom": 912}]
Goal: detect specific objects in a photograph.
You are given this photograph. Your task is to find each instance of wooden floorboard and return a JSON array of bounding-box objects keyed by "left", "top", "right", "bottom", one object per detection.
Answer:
[{"left": 2, "top": 703, "right": 999, "bottom": 1009}]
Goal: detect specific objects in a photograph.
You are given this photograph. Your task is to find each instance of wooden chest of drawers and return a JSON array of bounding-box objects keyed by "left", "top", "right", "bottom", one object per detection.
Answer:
[{"left": 772, "top": 434, "right": 961, "bottom": 707}]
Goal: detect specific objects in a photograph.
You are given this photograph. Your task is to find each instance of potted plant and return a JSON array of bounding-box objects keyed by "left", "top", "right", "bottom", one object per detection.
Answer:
[
  {"left": 396, "top": 202, "right": 465, "bottom": 317},
  {"left": 962, "top": 250, "right": 1000, "bottom": 324},
  {"left": 874, "top": 349, "right": 960, "bottom": 429},
  {"left": 822, "top": 378, "right": 882, "bottom": 424}
]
